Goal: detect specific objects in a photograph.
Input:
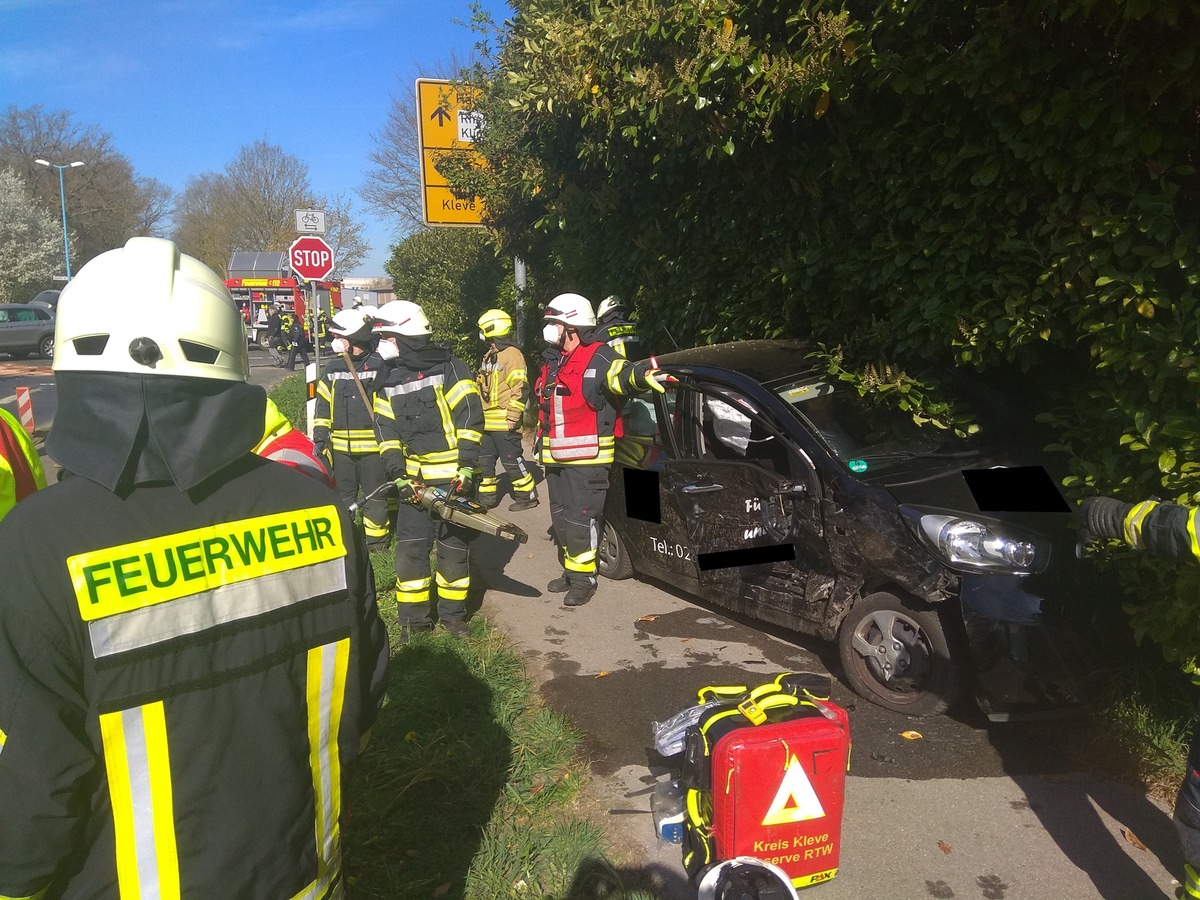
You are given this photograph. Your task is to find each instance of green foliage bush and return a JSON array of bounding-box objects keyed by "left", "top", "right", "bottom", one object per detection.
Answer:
[
  {"left": 459, "top": 0, "right": 1200, "bottom": 666},
  {"left": 268, "top": 374, "right": 307, "bottom": 432}
]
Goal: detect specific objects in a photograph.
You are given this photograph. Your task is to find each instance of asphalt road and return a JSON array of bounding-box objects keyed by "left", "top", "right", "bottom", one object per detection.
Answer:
[
  {"left": 476, "top": 487, "right": 1183, "bottom": 899},
  {"left": 2, "top": 350, "right": 1183, "bottom": 898}
]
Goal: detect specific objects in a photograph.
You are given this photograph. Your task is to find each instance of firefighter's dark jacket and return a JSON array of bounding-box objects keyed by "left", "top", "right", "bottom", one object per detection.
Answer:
[
  {"left": 596, "top": 313, "right": 642, "bottom": 360},
  {"left": 313, "top": 350, "right": 386, "bottom": 454},
  {"left": 0, "top": 455, "right": 388, "bottom": 897},
  {"left": 1118, "top": 500, "right": 1200, "bottom": 564},
  {"left": 373, "top": 341, "right": 484, "bottom": 482}
]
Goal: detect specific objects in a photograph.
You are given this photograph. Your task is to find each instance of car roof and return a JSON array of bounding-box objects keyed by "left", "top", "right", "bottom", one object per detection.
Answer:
[{"left": 654, "top": 339, "right": 817, "bottom": 384}]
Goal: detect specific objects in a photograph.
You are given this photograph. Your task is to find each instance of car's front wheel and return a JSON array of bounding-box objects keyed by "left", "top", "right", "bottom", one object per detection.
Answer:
[
  {"left": 38, "top": 335, "right": 54, "bottom": 359},
  {"left": 598, "top": 521, "right": 633, "bottom": 580},
  {"left": 837, "top": 592, "right": 960, "bottom": 717},
  {"left": 258, "top": 331, "right": 272, "bottom": 350}
]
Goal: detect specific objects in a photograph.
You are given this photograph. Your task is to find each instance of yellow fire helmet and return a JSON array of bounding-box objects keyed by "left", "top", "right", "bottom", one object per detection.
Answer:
[{"left": 477, "top": 308, "right": 514, "bottom": 339}]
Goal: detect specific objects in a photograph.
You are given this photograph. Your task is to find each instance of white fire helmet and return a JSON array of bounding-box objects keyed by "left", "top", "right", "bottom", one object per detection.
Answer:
[
  {"left": 596, "top": 294, "right": 626, "bottom": 319},
  {"left": 329, "top": 308, "right": 374, "bottom": 342},
  {"left": 696, "top": 857, "right": 801, "bottom": 900},
  {"left": 54, "top": 236, "right": 249, "bottom": 382},
  {"left": 372, "top": 300, "right": 432, "bottom": 336},
  {"left": 543, "top": 292, "right": 596, "bottom": 328}
]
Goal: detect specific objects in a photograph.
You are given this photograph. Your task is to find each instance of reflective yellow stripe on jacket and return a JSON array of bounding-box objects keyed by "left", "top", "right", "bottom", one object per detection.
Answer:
[{"left": 101, "top": 702, "right": 181, "bottom": 900}]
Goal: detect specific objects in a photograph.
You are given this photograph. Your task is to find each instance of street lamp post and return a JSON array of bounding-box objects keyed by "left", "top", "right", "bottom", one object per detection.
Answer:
[{"left": 34, "top": 158, "right": 85, "bottom": 280}]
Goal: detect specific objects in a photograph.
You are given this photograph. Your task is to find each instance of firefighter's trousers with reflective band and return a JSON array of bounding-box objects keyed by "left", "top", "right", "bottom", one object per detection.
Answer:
[
  {"left": 546, "top": 464, "right": 608, "bottom": 583},
  {"left": 1176, "top": 700, "right": 1200, "bottom": 896},
  {"left": 332, "top": 450, "right": 391, "bottom": 549},
  {"left": 479, "top": 431, "right": 536, "bottom": 501},
  {"left": 393, "top": 486, "right": 470, "bottom": 627}
]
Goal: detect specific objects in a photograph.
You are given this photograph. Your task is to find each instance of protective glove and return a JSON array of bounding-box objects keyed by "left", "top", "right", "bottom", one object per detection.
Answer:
[
  {"left": 313, "top": 442, "right": 333, "bottom": 469},
  {"left": 1078, "top": 496, "right": 1133, "bottom": 544},
  {"left": 389, "top": 477, "right": 420, "bottom": 505},
  {"left": 633, "top": 362, "right": 676, "bottom": 394},
  {"left": 507, "top": 415, "right": 523, "bottom": 432},
  {"left": 450, "top": 466, "right": 480, "bottom": 496}
]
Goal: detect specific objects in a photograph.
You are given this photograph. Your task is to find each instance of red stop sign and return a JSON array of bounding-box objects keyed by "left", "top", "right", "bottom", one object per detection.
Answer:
[{"left": 288, "top": 235, "right": 335, "bottom": 281}]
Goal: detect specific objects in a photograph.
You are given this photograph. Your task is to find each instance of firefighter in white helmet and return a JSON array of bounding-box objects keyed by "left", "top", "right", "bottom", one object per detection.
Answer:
[
  {"left": 313, "top": 307, "right": 391, "bottom": 549},
  {"left": 595, "top": 294, "right": 643, "bottom": 359},
  {"left": 535, "top": 292, "right": 673, "bottom": 606},
  {"left": 475, "top": 308, "right": 539, "bottom": 511},
  {"left": 372, "top": 300, "right": 485, "bottom": 639},
  {"left": 0, "top": 237, "right": 388, "bottom": 898}
]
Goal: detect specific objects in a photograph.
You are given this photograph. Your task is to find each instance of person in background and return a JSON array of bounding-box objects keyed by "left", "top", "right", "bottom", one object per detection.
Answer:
[
  {"left": 535, "top": 293, "right": 672, "bottom": 607},
  {"left": 255, "top": 396, "right": 335, "bottom": 488},
  {"left": 0, "top": 237, "right": 388, "bottom": 898},
  {"left": 1078, "top": 494, "right": 1200, "bottom": 900},
  {"left": 286, "top": 310, "right": 310, "bottom": 371},
  {"left": 373, "top": 300, "right": 484, "bottom": 639},
  {"left": 475, "top": 308, "right": 539, "bottom": 512},
  {"left": 595, "top": 294, "right": 643, "bottom": 359},
  {"left": 264, "top": 302, "right": 286, "bottom": 367},
  {"left": 0, "top": 405, "right": 46, "bottom": 522},
  {"left": 313, "top": 308, "right": 391, "bottom": 550}
]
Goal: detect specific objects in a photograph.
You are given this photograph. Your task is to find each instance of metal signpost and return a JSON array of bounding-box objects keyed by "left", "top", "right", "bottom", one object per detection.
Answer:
[{"left": 288, "top": 233, "right": 335, "bottom": 433}]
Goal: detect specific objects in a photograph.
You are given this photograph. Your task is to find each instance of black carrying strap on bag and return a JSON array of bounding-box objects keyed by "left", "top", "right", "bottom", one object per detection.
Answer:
[{"left": 678, "top": 672, "right": 834, "bottom": 883}]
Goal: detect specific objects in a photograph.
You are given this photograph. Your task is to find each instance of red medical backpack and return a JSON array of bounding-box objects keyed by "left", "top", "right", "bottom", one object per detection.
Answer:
[{"left": 681, "top": 675, "right": 851, "bottom": 889}]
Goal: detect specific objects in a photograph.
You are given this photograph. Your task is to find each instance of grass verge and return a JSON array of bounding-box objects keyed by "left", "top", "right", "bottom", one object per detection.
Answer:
[
  {"left": 1072, "top": 661, "right": 1192, "bottom": 805},
  {"left": 346, "top": 552, "right": 666, "bottom": 899}
]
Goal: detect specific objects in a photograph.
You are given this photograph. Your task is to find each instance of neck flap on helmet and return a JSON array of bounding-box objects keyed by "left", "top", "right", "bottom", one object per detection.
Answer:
[{"left": 47, "top": 372, "right": 267, "bottom": 495}]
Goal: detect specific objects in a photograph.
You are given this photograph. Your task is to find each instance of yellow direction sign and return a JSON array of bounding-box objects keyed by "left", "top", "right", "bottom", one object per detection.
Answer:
[{"left": 416, "top": 78, "right": 485, "bottom": 227}]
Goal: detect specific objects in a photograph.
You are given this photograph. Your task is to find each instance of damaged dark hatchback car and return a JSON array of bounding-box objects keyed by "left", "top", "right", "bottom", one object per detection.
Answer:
[{"left": 601, "top": 339, "right": 1107, "bottom": 720}]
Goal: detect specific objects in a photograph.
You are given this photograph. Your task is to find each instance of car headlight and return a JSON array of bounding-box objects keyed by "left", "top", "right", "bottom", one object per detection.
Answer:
[{"left": 901, "top": 508, "right": 1048, "bottom": 575}]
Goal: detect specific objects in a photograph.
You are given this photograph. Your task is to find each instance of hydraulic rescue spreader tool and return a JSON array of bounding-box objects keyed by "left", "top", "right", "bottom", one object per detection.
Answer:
[{"left": 350, "top": 478, "right": 529, "bottom": 543}]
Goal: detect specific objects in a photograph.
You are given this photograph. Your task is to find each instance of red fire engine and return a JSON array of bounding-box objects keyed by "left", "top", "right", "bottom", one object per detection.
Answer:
[{"left": 226, "top": 276, "right": 343, "bottom": 349}]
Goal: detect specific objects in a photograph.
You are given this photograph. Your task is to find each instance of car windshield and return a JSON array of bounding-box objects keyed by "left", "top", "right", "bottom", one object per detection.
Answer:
[{"left": 775, "top": 378, "right": 978, "bottom": 465}]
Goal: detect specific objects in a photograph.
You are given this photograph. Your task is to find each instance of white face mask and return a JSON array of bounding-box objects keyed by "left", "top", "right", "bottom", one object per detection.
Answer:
[
  {"left": 330, "top": 338, "right": 350, "bottom": 354},
  {"left": 542, "top": 322, "right": 564, "bottom": 344},
  {"left": 377, "top": 338, "right": 400, "bottom": 361}
]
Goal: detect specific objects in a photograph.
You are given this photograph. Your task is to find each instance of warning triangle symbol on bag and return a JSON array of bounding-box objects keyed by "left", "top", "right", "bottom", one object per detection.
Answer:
[{"left": 761, "top": 754, "right": 826, "bottom": 826}]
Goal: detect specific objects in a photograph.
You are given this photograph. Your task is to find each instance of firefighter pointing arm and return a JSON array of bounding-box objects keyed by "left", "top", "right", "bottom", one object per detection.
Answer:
[
  {"left": 536, "top": 292, "right": 672, "bottom": 607},
  {"left": 1079, "top": 494, "right": 1200, "bottom": 898},
  {"left": 372, "top": 301, "right": 484, "bottom": 640}
]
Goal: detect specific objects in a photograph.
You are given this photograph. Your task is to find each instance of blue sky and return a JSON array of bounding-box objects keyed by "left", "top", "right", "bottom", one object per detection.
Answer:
[{"left": 0, "top": 0, "right": 513, "bottom": 276}]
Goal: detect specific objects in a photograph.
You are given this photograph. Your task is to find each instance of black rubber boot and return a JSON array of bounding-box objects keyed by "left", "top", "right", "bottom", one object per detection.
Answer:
[
  {"left": 564, "top": 581, "right": 597, "bottom": 607},
  {"left": 546, "top": 575, "right": 570, "bottom": 593}
]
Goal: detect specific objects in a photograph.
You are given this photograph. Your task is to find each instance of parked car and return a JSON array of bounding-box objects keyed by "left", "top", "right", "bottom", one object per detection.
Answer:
[
  {"left": 28, "top": 289, "right": 61, "bottom": 310},
  {"left": 0, "top": 303, "right": 56, "bottom": 359},
  {"left": 601, "top": 339, "right": 1108, "bottom": 720}
]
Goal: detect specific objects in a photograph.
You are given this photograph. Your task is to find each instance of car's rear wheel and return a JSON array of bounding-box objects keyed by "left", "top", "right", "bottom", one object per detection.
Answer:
[
  {"left": 258, "top": 331, "right": 272, "bottom": 350},
  {"left": 598, "top": 521, "right": 633, "bottom": 580},
  {"left": 837, "top": 591, "right": 960, "bottom": 717},
  {"left": 38, "top": 335, "right": 54, "bottom": 359}
]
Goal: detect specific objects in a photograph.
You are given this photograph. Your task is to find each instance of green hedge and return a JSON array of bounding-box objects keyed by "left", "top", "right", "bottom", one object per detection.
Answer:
[{"left": 460, "top": 0, "right": 1200, "bottom": 666}]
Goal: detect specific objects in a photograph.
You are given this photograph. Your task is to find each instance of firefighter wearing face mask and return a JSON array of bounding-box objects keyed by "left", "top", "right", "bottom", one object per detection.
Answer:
[
  {"left": 0, "top": 237, "right": 388, "bottom": 899},
  {"left": 535, "top": 293, "right": 673, "bottom": 607},
  {"left": 372, "top": 300, "right": 484, "bottom": 638},
  {"left": 313, "top": 307, "right": 390, "bottom": 550},
  {"left": 475, "top": 308, "right": 539, "bottom": 512}
]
